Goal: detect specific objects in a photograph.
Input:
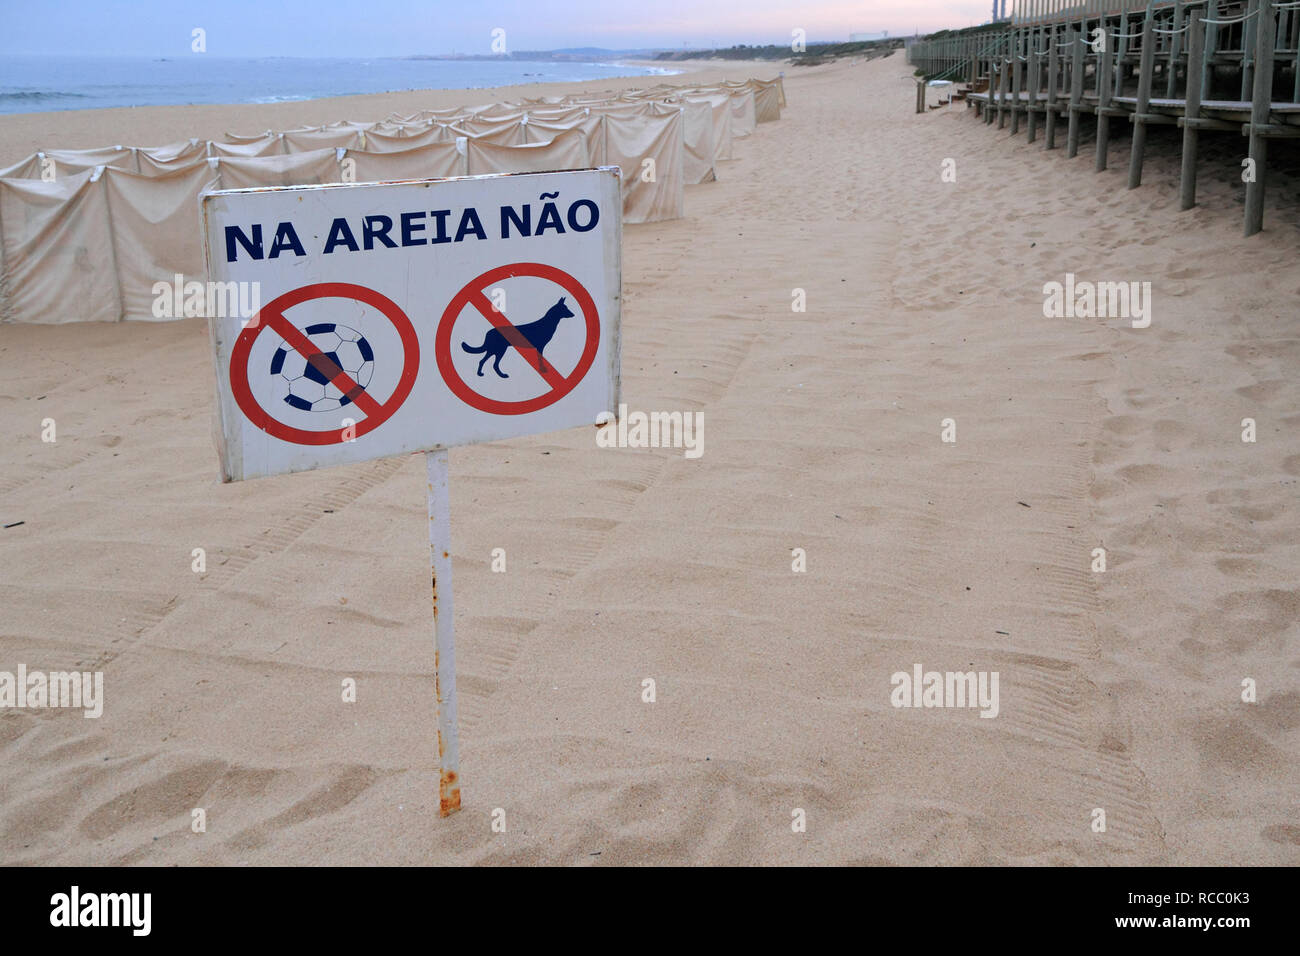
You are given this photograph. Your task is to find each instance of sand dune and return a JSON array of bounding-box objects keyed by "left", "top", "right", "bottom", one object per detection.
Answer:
[{"left": 1, "top": 56, "right": 1297, "bottom": 865}]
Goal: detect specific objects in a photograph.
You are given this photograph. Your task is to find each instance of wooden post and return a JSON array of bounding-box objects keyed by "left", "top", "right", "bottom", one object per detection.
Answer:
[
  {"left": 1068, "top": 24, "right": 1085, "bottom": 156},
  {"left": 1028, "top": 18, "right": 1042, "bottom": 142},
  {"left": 986, "top": 40, "right": 998, "bottom": 124},
  {"left": 1166, "top": 0, "right": 1186, "bottom": 98},
  {"left": 1128, "top": 3, "right": 1157, "bottom": 188},
  {"left": 1243, "top": 0, "right": 1259, "bottom": 102},
  {"left": 1115, "top": 0, "right": 1131, "bottom": 100},
  {"left": 1095, "top": 9, "right": 1113, "bottom": 171},
  {"left": 1293, "top": 0, "right": 1300, "bottom": 101},
  {"left": 1244, "top": 0, "right": 1277, "bottom": 236},
  {"left": 1012, "top": 28, "right": 1024, "bottom": 134},
  {"left": 1046, "top": 12, "right": 1061, "bottom": 148},
  {"left": 1180, "top": 8, "right": 1205, "bottom": 209},
  {"left": 998, "top": 54, "right": 1011, "bottom": 128},
  {"left": 1204, "top": 0, "right": 1220, "bottom": 102}
]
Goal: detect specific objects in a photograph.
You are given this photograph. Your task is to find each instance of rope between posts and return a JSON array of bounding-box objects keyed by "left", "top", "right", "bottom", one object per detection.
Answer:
[{"left": 1203, "top": 10, "right": 1259, "bottom": 25}]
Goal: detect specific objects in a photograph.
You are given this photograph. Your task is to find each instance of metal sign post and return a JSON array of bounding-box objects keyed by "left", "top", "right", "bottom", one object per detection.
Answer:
[{"left": 426, "top": 449, "right": 460, "bottom": 816}]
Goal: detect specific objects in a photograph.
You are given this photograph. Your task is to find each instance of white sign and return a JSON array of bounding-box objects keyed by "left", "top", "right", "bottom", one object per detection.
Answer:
[{"left": 202, "top": 168, "right": 622, "bottom": 482}]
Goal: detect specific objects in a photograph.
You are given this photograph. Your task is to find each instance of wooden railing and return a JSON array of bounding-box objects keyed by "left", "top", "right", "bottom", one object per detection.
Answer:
[{"left": 908, "top": 0, "right": 1300, "bottom": 236}]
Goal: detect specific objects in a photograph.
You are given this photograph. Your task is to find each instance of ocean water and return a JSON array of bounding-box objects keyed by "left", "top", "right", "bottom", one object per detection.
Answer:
[{"left": 0, "top": 55, "right": 680, "bottom": 114}]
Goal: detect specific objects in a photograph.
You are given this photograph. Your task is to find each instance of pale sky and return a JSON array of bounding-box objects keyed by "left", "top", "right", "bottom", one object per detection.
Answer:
[{"left": 0, "top": 0, "right": 998, "bottom": 57}]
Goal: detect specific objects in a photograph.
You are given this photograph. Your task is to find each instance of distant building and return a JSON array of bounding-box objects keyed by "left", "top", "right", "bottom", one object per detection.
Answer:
[{"left": 850, "top": 31, "right": 889, "bottom": 43}]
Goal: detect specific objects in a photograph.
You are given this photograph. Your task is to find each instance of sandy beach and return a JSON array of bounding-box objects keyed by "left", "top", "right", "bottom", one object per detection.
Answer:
[{"left": 1, "top": 54, "right": 1297, "bottom": 865}]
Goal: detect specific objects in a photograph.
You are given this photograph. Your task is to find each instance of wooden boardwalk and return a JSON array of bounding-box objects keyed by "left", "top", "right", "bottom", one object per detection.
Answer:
[{"left": 908, "top": 1, "right": 1300, "bottom": 235}]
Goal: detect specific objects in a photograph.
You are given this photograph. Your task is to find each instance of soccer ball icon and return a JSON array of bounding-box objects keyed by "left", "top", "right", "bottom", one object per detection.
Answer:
[{"left": 270, "top": 323, "right": 375, "bottom": 412}]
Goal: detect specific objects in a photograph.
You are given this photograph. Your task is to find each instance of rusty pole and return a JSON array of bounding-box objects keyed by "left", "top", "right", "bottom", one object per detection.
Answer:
[{"left": 427, "top": 449, "right": 462, "bottom": 816}]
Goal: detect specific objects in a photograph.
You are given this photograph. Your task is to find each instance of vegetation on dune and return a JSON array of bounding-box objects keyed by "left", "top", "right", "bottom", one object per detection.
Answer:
[{"left": 654, "top": 38, "right": 904, "bottom": 64}]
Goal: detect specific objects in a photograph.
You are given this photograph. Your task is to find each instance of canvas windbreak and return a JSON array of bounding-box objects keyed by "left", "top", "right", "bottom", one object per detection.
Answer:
[{"left": 0, "top": 76, "right": 781, "bottom": 322}]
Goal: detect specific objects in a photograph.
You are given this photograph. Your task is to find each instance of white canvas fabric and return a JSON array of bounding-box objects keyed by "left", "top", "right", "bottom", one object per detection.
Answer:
[
  {"left": 526, "top": 107, "right": 590, "bottom": 123},
  {"left": 361, "top": 124, "right": 455, "bottom": 153},
  {"left": 0, "top": 169, "right": 119, "bottom": 324},
  {"left": 464, "top": 128, "right": 588, "bottom": 175},
  {"left": 223, "top": 129, "right": 275, "bottom": 143},
  {"left": 347, "top": 142, "right": 466, "bottom": 182},
  {"left": 728, "top": 89, "right": 757, "bottom": 137},
  {"left": 585, "top": 102, "right": 652, "bottom": 116},
  {"left": 685, "top": 93, "right": 734, "bottom": 162},
  {"left": 603, "top": 110, "right": 683, "bottom": 224},
  {"left": 209, "top": 136, "right": 285, "bottom": 158},
  {"left": 472, "top": 110, "right": 527, "bottom": 124},
  {"left": 140, "top": 140, "right": 206, "bottom": 164},
  {"left": 656, "top": 101, "right": 714, "bottom": 184},
  {"left": 524, "top": 114, "right": 604, "bottom": 164},
  {"left": 283, "top": 127, "right": 365, "bottom": 152},
  {"left": 0, "top": 141, "right": 207, "bottom": 180},
  {"left": 454, "top": 119, "right": 528, "bottom": 146},
  {"left": 41, "top": 146, "right": 138, "bottom": 175},
  {"left": 136, "top": 143, "right": 209, "bottom": 176},
  {"left": 102, "top": 161, "right": 220, "bottom": 321},
  {"left": 750, "top": 79, "right": 782, "bottom": 122},
  {"left": 214, "top": 148, "right": 342, "bottom": 189},
  {"left": 0, "top": 154, "right": 43, "bottom": 180}
]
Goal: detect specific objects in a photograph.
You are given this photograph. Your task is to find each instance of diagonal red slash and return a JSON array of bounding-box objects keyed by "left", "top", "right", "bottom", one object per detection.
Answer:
[
  {"left": 468, "top": 290, "right": 570, "bottom": 393},
  {"left": 263, "top": 310, "right": 384, "bottom": 419}
]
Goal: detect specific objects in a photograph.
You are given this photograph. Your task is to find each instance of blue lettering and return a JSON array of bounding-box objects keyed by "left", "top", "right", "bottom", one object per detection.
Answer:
[
  {"left": 225, "top": 224, "right": 263, "bottom": 262},
  {"left": 535, "top": 202, "right": 565, "bottom": 235},
  {"left": 401, "top": 211, "right": 427, "bottom": 246},
  {"left": 362, "top": 215, "right": 397, "bottom": 250},
  {"left": 501, "top": 204, "right": 530, "bottom": 239},
  {"left": 567, "top": 199, "right": 599, "bottom": 232},
  {"left": 323, "top": 217, "right": 359, "bottom": 254},
  {"left": 268, "top": 222, "right": 305, "bottom": 258},
  {"left": 430, "top": 210, "right": 451, "bottom": 244},
  {"left": 454, "top": 208, "right": 486, "bottom": 243}
]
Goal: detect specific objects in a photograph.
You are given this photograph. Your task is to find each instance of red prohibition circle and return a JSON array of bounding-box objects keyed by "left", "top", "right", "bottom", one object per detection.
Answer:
[
  {"left": 434, "top": 263, "right": 600, "bottom": 416},
  {"left": 229, "top": 282, "right": 419, "bottom": 446}
]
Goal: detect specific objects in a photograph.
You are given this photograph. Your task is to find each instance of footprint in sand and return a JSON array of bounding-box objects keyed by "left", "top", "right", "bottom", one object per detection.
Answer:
[
  {"left": 1214, "top": 556, "right": 1260, "bottom": 577},
  {"left": 1122, "top": 388, "right": 1157, "bottom": 410},
  {"left": 1102, "top": 414, "right": 1142, "bottom": 436},
  {"left": 1261, "top": 824, "right": 1300, "bottom": 846},
  {"left": 1235, "top": 380, "right": 1286, "bottom": 402}
]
